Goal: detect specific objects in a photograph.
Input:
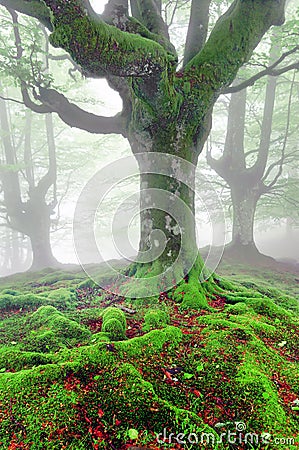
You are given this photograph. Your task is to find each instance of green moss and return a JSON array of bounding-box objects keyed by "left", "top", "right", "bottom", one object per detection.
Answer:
[
  {"left": 246, "top": 297, "right": 293, "bottom": 320},
  {"left": 225, "top": 302, "right": 252, "bottom": 315},
  {"left": 0, "top": 262, "right": 298, "bottom": 447},
  {"left": 198, "top": 315, "right": 241, "bottom": 331},
  {"left": 115, "top": 326, "right": 183, "bottom": 358},
  {"left": 90, "top": 332, "right": 111, "bottom": 343},
  {"left": 102, "top": 318, "right": 126, "bottom": 341},
  {"left": 235, "top": 354, "right": 288, "bottom": 430},
  {"left": 102, "top": 307, "right": 127, "bottom": 329},
  {"left": 0, "top": 349, "right": 52, "bottom": 371},
  {"left": 49, "top": 315, "right": 91, "bottom": 343},
  {"left": 29, "top": 305, "right": 63, "bottom": 328},
  {"left": 66, "top": 307, "right": 103, "bottom": 326},
  {"left": 143, "top": 309, "right": 170, "bottom": 331},
  {"left": 0, "top": 293, "right": 47, "bottom": 312},
  {"left": 232, "top": 315, "right": 277, "bottom": 336},
  {"left": 0, "top": 288, "right": 22, "bottom": 296},
  {"left": 174, "top": 281, "right": 208, "bottom": 310},
  {"left": 45, "top": 287, "right": 77, "bottom": 308},
  {"left": 23, "top": 306, "right": 92, "bottom": 351},
  {"left": 23, "top": 330, "right": 63, "bottom": 353}
]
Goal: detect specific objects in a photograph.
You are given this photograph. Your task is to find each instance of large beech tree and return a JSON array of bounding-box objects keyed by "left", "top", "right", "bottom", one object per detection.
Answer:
[{"left": 0, "top": 0, "right": 288, "bottom": 299}]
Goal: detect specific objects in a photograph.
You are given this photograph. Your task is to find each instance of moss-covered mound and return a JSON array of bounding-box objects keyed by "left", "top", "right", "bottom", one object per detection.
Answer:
[{"left": 0, "top": 266, "right": 298, "bottom": 449}]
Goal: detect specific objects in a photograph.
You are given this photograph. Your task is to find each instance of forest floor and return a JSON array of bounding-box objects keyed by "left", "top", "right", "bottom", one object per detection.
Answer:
[{"left": 0, "top": 257, "right": 298, "bottom": 449}]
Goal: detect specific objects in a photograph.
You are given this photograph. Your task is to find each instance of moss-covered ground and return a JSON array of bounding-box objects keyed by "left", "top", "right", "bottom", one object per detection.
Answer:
[{"left": 0, "top": 261, "right": 298, "bottom": 449}]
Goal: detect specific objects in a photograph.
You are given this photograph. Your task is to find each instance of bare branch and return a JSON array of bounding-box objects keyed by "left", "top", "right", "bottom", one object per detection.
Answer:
[
  {"left": 15, "top": 82, "right": 126, "bottom": 136},
  {"left": 0, "top": 95, "right": 24, "bottom": 106},
  {"left": 223, "top": 46, "right": 299, "bottom": 94}
]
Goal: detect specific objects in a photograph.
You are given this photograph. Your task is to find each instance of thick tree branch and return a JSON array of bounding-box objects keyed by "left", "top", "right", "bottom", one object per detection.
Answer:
[
  {"left": 183, "top": 0, "right": 211, "bottom": 66},
  {"left": 184, "top": 0, "right": 286, "bottom": 92},
  {"left": 0, "top": 0, "right": 176, "bottom": 78},
  {"left": 130, "top": 0, "right": 170, "bottom": 42},
  {"left": 265, "top": 71, "right": 295, "bottom": 190},
  {"left": 6, "top": 9, "right": 127, "bottom": 137},
  {"left": 249, "top": 38, "right": 279, "bottom": 179},
  {"left": 223, "top": 45, "right": 299, "bottom": 94},
  {"left": 22, "top": 86, "right": 126, "bottom": 136}
]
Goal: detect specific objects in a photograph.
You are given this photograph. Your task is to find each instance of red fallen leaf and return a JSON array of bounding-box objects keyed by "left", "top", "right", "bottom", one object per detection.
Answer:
[
  {"left": 115, "top": 419, "right": 121, "bottom": 426},
  {"left": 161, "top": 368, "right": 172, "bottom": 380},
  {"left": 192, "top": 389, "right": 202, "bottom": 397},
  {"left": 93, "top": 426, "right": 106, "bottom": 440},
  {"left": 98, "top": 408, "right": 104, "bottom": 418}
]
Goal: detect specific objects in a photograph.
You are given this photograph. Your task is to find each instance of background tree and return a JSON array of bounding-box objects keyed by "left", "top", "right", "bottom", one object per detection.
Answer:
[{"left": 207, "top": 26, "right": 299, "bottom": 262}]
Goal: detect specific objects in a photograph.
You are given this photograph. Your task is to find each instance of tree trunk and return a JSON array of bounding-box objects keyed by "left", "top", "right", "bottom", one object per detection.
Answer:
[
  {"left": 26, "top": 201, "right": 58, "bottom": 271},
  {"left": 226, "top": 183, "right": 274, "bottom": 263},
  {"left": 230, "top": 186, "right": 259, "bottom": 248},
  {"left": 120, "top": 130, "right": 210, "bottom": 299},
  {"left": 136, "top": 154, "right": 198, "bottom": 279}
]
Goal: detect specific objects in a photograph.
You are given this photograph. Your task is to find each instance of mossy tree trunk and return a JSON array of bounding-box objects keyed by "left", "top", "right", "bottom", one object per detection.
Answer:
[
  {"left": 1, "top": 0, "right": 288, "bottom": 285},
  {"left": 132, "top": 141, "right": 198, "bottom": 279}
]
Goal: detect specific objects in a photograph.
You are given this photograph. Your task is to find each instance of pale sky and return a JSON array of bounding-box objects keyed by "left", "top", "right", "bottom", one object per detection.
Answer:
[{"left": 90, "top": 0, "right": 106, "bottom": 14}]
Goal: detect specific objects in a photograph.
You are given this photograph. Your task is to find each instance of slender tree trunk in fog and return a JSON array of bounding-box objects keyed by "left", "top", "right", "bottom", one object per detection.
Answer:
[
  {"left": 0, "top": 93, "right": 59, "bottom": 271},
  {"left": 207, "top": 37, "right": 280, "bottom": 260}
]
